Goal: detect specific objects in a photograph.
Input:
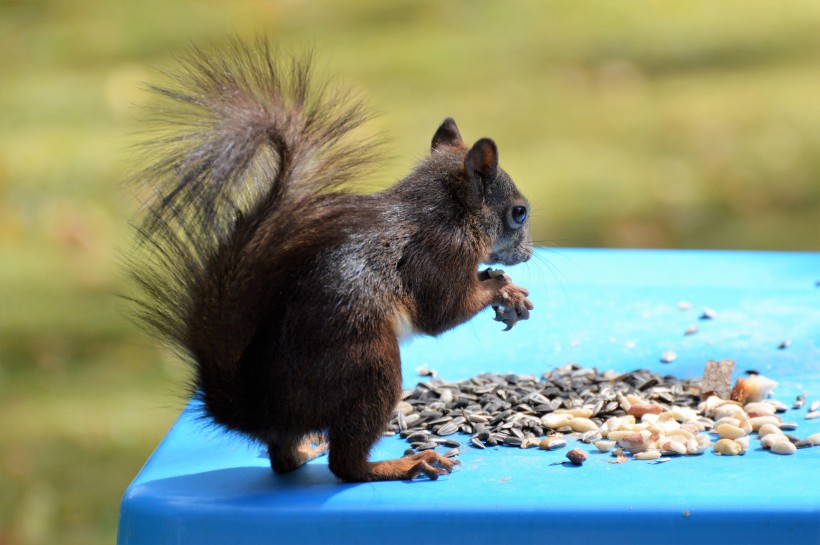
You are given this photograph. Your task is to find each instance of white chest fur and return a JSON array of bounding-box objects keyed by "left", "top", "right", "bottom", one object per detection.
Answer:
[{"left": 393, "top": 305, "right": 418, "bottom": 345}]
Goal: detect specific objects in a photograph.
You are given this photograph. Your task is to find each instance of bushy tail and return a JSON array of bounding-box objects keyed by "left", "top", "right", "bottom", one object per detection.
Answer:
[{"left": 126, "top": 38, "right": 378, "bottom": 428}]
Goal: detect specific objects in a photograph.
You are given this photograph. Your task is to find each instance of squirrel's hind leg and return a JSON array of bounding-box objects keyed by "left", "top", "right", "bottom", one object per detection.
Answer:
[
  {"left": 266, "top": 431, "right": 329, "bottom": 474},
  {"left": 324, "top": 341, "right": 459, "bottom": 482}
]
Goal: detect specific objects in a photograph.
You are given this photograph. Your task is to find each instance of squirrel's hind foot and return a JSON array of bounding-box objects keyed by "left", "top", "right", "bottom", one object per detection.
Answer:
[{"left": 267, "top": 432, "right": 329, "bottom": 473}]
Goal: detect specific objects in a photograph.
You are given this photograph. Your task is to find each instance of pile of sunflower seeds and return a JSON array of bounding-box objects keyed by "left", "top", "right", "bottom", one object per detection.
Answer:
[
  {"left": 388, "top": 363, "right": 820, "bottom": 459},
  {"left": 390, "top": 364, "right": 700, "bottom": 449}
]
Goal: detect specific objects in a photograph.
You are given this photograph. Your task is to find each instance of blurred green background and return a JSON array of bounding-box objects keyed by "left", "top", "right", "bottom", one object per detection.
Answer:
[{"left": 1, "top": 1, "right": 819, "bottom": 543}]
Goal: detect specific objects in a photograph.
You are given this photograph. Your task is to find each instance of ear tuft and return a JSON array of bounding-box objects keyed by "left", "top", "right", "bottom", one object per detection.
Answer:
[
  {"left": 464, "top": 138, "right": 498, "bottom": 180},
  {"left": 431, "top": 117, "right": 464, "bottom": 151}
]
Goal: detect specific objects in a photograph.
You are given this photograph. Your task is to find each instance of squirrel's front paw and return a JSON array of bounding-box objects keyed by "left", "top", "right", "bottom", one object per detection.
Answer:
[{"left": 490, "top": 282, "right": 533, "bottom": 331}]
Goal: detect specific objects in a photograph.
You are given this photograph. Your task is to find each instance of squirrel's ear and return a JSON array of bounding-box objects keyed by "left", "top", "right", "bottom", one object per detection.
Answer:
[
  {"left": 464, "top": 138, "right": 498, "bottom": 181},
  {"left": 431, "top": 117, "right": 464, "bottom": 151}
]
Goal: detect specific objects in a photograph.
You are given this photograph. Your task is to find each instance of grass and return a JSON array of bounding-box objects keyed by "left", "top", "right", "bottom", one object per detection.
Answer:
[{"left": 1, "top": 1, "right": 818, "bottom": 543}]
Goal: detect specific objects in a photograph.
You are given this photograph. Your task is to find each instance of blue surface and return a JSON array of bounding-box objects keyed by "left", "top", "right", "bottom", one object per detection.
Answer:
[{"left": 118, "top": 249, "right": 820, "bottom": 545}]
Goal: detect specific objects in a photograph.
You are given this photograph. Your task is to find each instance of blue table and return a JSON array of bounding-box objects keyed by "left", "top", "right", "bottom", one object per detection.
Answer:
[{"left": 118, "top": 249, "right": 820, "bottom": 545}]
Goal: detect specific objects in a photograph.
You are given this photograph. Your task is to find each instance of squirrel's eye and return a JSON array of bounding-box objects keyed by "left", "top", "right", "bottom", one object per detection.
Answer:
[{"left": 511, "top": 205, "right": 527, "bottom": 226}]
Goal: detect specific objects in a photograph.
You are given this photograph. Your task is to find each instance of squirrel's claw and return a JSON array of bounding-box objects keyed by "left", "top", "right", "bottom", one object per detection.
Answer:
[
  {"left": 492, "top": 294, "right": 534, "bottom": 331},
  {"left": 479, "top": 267, "right": 507, "bottom": 282}
]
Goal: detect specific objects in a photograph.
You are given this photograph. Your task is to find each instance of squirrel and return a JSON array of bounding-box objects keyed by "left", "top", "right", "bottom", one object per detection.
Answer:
[{"left": 127, "top": 39, "right": 534, "bottom": 482}]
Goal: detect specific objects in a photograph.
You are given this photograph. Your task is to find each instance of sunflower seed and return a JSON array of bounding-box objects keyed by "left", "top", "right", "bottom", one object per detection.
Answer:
[
  {"left": 435, "top": 421, "right": 460, "bottom": 436},
  {"left": 504, "top": 435, "right": 523, "bottom": 447}
]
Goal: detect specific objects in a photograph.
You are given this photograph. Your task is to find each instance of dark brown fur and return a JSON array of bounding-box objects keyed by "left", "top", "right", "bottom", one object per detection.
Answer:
[{"left": 127, "top": 38, "right": 533, "bottom": 482}]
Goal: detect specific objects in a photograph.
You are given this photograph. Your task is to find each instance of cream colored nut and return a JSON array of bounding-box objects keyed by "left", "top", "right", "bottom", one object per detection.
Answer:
[
  {"left": 657, "top": 412, "right": 676, "bottom": 423},
  {"left": 760, "top": 434, "right": 781, "bottom": 449},
  {"left": 770, "top": 439, "right": 797, "bottom": 455},
  {"left": 736, "top": 415, "right": 753, "bottom": 434},
  {"left": 634, "top": 449, "right": 662, "bottom": 460},
  {"left": 735, "top": 436, "right": 750, "bottom": 451},
  {"left": 807, "top": 432, "right": 820, "bottom": 446},
  {"left": 686, "top": 438, "right": 699, "bottom": 454},
  {"left": 541, "top": 414, "right": 573, "bottom": 429},
  {"left": 607, "top": 430, "right": 634, "bottom": 442},
  {"left": 714, "top": 417, "right": 741, "bottom": 429},
  {"left": 713, "top": 404, "right": 745, "bottom": 421},
  {"left": 669, "top": 407, "right": 699, "bottom": 422},
  {"left": 743, "top": 402, "right": 776, "bottom": 416},
  {"left": 666, "top": 429, "right": 695, "bottom": 442},
  {"left": 686, "top": 437, "right": 709, "bottom": 455},
  {"left": 714, "top": 438, "right": 742, "bottom": 456},
  {"left": 686, "top": 435, "right": 712, "bottom": 454},
  {"left": 654, "top": 420, "right": 681, "bottom": 435},
  {"left": 568, "top": 417, "right": 599, "bottom": 433},
  {"left": 539, "top": 437, "right": 567, "bottom": 450},
  {"left": 625, "top": 394, "right": 645, "bottom": 405},
  {"left": 594, "top": 440, "right": 616, "bottom": 453},
  {"left": 716, "top": 423, "right": 747, "bottom": 440},
  {"left": 660, "top": 439, "right": 687, "bottom": 456},
  {"left": 602, "top": 416, "right": 623, "bottom": 433},
  {"left": 555, "top": 408, "right": 593, "bottom": 419},
  {"left": 619, "top": 431, "right": 651, "bottom": 454},
  {"left": 641, "top": 413, "right": 661, "bottom": 424},
  {"left": 749, "top": 416, "right": 781, "bottom": 431},
  {"left": 681, "top": 421, "right": 705, "bottom": 434},
  {"left": 757, "top": 423, "right": 784, "bottom": 438}
]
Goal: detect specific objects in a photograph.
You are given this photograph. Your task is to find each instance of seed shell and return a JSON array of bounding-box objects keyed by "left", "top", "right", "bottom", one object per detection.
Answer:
[{"left": 661, "top": 351, "right": 677, "bottom": 364}]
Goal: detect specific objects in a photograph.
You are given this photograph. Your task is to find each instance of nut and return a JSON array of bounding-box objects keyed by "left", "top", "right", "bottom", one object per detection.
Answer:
[
  {"left": 566, "top": 448, "right": 588, "bottom": 465},
  {"left": 716, "top": 423, "right": 746, "bottom": 440},
  {"left": 714, "top": 438, "right": 743, "bottom": 456},
  {"left": 770, "top": 439, "right": 797, "bottom": 455},
  {"left": 757, "top": 423, "right": 784, "bottom": 438},
  {"left": 594, "top": 440, "right": 616, "bottom": 453}
]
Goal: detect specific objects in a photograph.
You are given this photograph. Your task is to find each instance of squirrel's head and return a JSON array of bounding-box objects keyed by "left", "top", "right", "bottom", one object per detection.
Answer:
[{"left": 431, "top": 118, "right": 533, "bottom": 267}]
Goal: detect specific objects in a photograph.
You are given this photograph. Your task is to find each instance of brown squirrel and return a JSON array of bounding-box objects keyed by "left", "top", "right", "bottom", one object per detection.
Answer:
[{"left": 128, "top": 39, "right": 533, "bottom": 482}]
